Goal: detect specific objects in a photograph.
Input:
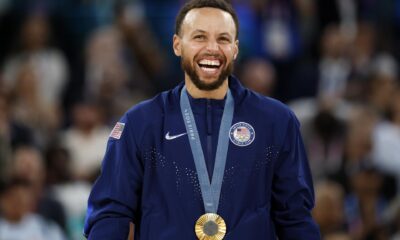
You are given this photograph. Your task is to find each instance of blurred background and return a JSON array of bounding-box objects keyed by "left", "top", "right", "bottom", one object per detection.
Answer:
[{"left": 0, "top": 0, "right": 400, "bottom": 239}]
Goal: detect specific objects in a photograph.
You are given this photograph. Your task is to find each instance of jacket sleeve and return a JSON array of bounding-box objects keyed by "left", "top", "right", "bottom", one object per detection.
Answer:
[
  {"left": 271, "top": 112, "right": 321, "bottom": 239},
  {"left": 84, "top": 113, "right": 143, "bottom": 240}
]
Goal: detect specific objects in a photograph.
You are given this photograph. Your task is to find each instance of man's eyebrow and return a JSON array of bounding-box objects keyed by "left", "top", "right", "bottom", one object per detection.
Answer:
[
  {"left": 191, "top": 30, "right": 233, "bottom": 37},
  {"left": 192, "top": 29, "right": 207, "bottom": 35},
  {"left": 219, "top": 32, "right": 233, "bottom": 38}
]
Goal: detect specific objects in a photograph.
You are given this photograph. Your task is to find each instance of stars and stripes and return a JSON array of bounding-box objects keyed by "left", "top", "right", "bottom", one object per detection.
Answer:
[{"left": 110, "top": 122, "right": 125, "bottom": 139}]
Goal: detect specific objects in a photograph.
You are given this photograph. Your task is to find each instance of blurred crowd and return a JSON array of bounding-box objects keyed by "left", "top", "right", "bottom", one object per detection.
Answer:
[{"left": 1, "top": 0, "right": 400, "bottom": 239}]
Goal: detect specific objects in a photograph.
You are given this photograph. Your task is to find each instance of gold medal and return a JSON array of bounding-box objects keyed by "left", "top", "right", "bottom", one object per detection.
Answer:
[{"left": 195, "top": 213, "right": 226, "bottom": 240}]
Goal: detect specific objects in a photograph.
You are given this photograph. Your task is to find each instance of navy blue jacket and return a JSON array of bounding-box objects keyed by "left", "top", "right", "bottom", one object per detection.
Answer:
[{"left": 84, "top": 76, "right": 320, "bottom": 239}]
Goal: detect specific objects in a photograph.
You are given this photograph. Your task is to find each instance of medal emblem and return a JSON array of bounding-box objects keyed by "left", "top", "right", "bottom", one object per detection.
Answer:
[
  {"left": 229, "top": 122, "right": 255, "bottom": 146},
  {"left": 195, "top": 213, "right": 226, "bottom": 240}
]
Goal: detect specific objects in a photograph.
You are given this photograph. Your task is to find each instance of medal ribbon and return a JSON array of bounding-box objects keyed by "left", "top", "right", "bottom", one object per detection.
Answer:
[{"left": 180, "top": 86, "right": 234, "bottom": 213}]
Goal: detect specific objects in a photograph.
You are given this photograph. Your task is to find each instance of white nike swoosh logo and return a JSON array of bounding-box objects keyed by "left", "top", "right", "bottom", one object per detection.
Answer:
[{"left": 165, "top": 132, "right": 187, "bottom": 140}]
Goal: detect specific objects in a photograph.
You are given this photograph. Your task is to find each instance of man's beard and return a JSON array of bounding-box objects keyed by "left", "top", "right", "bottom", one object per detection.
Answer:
[{"left": 181, "top": 53, "right": 234, "bottom": 91}]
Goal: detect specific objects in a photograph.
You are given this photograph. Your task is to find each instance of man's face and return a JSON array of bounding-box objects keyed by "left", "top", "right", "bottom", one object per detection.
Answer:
[{"left": 173, "top": 7, "right": 239, "bottom": 91}]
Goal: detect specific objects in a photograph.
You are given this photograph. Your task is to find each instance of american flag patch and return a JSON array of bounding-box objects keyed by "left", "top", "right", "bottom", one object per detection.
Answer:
[{"left": 110, "top": 122, "right": 125, "bottom": 139}]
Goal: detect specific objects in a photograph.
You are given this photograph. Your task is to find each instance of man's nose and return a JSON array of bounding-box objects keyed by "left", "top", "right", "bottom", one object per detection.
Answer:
[{"left": 206, "top": 40, "right": 219, "bottom": 51}]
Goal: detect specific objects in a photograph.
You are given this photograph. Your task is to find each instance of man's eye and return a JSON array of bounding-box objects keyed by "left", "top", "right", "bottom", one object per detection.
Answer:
[
  {"left": 194, "top": 35, "right": 205, "bottom": 40},
  {"left": 219, "top": 37, "right": 230, "bottom": 43}
]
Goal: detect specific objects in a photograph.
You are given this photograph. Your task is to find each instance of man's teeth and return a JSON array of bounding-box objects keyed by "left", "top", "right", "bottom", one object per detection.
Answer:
[
  {"left": 201, "top": 67, "right": 217, "bottom": 73},
  {"left": 199, "top": 60, "right": 220, "bottom": 67}
]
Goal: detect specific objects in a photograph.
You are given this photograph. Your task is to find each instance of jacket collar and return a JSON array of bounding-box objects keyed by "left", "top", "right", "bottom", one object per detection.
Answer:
[{"left": 172, "top": 75, "right": 247, "bottom": 107}]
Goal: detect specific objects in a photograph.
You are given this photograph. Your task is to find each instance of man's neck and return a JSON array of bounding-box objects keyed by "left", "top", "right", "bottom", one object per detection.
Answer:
[{"left": 184, "top": 78, "right": 229, "bottom": 100}]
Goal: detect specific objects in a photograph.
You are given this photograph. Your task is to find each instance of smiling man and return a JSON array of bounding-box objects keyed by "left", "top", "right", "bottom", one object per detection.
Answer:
[
  {"left": 84, "top": 0, "right": 320, "bottom": 239},
  {"left": 174, "top": 5, "right": 237, "bottom": 96}
]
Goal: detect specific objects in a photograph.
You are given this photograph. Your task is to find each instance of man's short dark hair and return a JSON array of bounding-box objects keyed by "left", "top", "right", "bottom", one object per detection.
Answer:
[{"left": 175, "top": 0, "right": 239, "bottom": 39}]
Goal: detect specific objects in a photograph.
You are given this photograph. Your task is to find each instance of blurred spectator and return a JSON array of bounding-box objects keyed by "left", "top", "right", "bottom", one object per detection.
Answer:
[
  {"left": 2, "top": 12, "right": 68, "bottom": 108},
  {"left": 45, "top": 145, "right": 72, "bottom": 186},
  {"left": 366, "top": 53, "right": 398, "bottom": 115},
  {"left": 372, "top": 88, "right": 400, "bottom": 190},
  {"left": 0, "top": 92, "right": 34, "bottom": 149},
  {"left": 315, "top": 0, "right": 357, "bottom": 43},
  {"left": 61, "top": 101, "right": 110, "bottom": 182},
  {"left": 290, "top": 24, "right": 352, "bottom": 181},
  {"left": 0, "top": 92, "right": 34, "bottom": 181},
  {"left": 2, "top": 13, "right": 67, "bottom": 146},
  {"left": 306, "top": 108, "right": 346, "bottom": 181},
  {"left": 313, "top": 181, "right": 347, "bottom": 237},
  {"left": 85, "top": 1, "right": 167, "bottom": 123},
  {"left": 289, "top": 101, "right": 348, "bottom": 182},
  {"left": 12, "top": 146, "right": 45, "bottom": 199},
  {"left": 345, "top": 160, "right": 388, "bottom": 240},
  {"left": 345, "top": 107, "right": 377, "bottom": 163},
  {"left": 11, "top": 145, "right": 66, "bottom": 232},
  {"left": 352, "top": 23, "right": 376, "bottom": 74},
  {"left": 289, "top": 22, "right": 354, "bottom": 112},
  {"left": 318, "top": 24, "right": 351, "bottom": 104},
  {"left": 45, "top": 145, "right": 91, "bottom": 240},
  {"left": 239, "top": 57, "right": 276, "bottom": 96},
  {"left": 345, "top": 22, "right": 377, "bottom": 102},
  {"left": 0, "top": 178, "right": 66, "bottom": 240},
  {"left": 329, "top": 105, "right": 378, "bottom": 191},
  {"left": 289, "top": 23, "right": 352, "bottom": 179},
  {"left": 7, "top": 61, "right": 61, "bottom": 146}
]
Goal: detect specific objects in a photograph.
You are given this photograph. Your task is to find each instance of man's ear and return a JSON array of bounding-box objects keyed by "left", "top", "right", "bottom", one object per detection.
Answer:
[
  {"left": 173, "top": 34, "right": 182, "bottom": 57},
  {"left": 233, "top": 39, "right": 239, "bottom": 60}
]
